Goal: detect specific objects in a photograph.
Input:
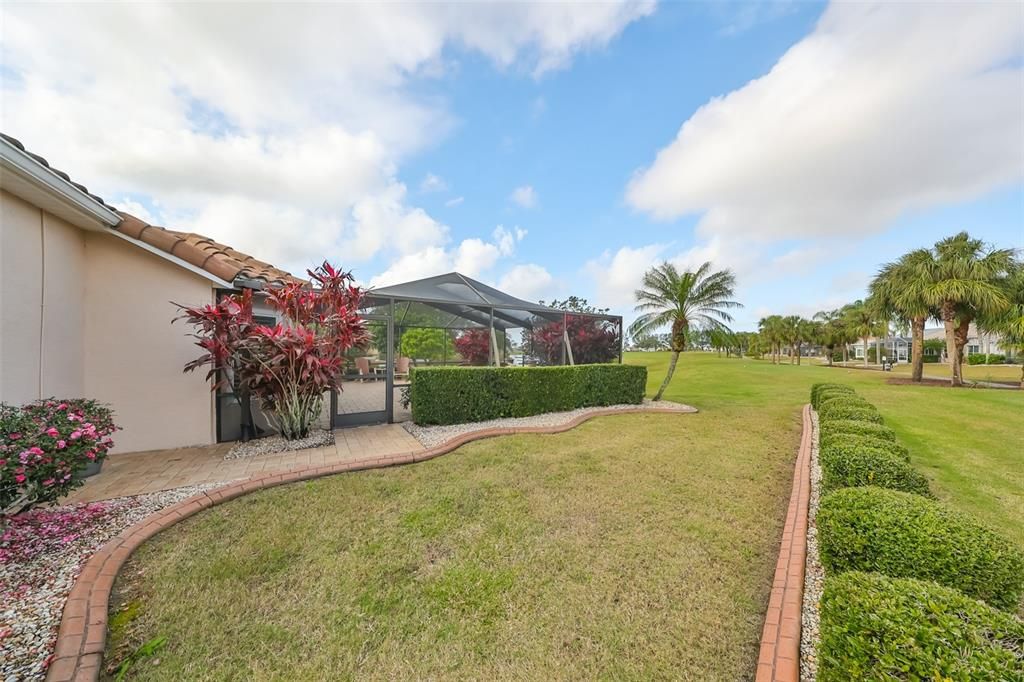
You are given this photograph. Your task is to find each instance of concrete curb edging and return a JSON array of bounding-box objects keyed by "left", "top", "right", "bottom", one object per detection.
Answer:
[
  {"left": 45, "top": 405, "right": 694, "bottom": 681},
  {"left": 755, "top": 404, "right": 812, "bottom": 681}
]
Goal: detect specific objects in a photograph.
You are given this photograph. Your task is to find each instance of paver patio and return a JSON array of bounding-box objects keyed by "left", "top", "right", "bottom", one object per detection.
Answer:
[{"left": 63, "top": 424, "right": 424, "bottom": 503}]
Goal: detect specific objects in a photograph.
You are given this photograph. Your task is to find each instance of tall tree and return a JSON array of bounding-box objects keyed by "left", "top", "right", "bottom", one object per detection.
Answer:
[
  {"left": 870, "top": 249, "right": 935, "bottom": 382},
  {"left": 922, "top": 232, "right": 1013, "bottom": 386},
  {"left": 758, "top": 315, "right": 785, "bottom": 365},
  {"left": 978, "top": 257, "right": 1024, "bottom": 387},
  {"left": 843, "top": 300, "right": 881, "bottom": 367},
  {"left": 630, "top": 262, "right": 742, "bottom": 401},
  {"left": 813, "top": 309, "right": 846, "bottom": 367}
]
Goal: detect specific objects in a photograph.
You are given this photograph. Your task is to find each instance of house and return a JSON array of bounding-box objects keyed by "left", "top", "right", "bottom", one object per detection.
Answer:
[
  {"left": 848, "top": 326, "right": 1013, "bottom": 363},
  {"left": 0, "top": 133, "right": 301, "bottom": 453}
]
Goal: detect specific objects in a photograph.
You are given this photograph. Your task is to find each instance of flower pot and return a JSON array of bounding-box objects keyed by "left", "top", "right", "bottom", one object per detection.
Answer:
[{"left": 76, "top": 460, "right": 104, "bottom": 479}]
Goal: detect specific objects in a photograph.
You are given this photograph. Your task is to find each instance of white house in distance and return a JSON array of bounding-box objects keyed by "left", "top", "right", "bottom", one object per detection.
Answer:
[
  {"left": 849, "top": 325, "right": 1013, "bottom": 363},
  {"left": 0, "top": 133, "right": 302, "bottom": 453}
]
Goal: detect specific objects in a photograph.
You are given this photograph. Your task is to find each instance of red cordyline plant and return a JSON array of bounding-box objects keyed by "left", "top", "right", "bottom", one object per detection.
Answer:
[
  {"left": 454, "top": 328, "right": 492, "bottom": 365},
  {"left": 525, "top": 315, "right": 620, "bottom": 365},
  {"left": 176, "top": 262, "right": 369, "bottom": 440}
]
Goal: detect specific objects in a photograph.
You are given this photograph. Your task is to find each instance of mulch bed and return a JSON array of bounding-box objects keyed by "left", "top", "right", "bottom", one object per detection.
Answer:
[{"left": 885, "top": 377, "right": 1019, "bottom": 389}]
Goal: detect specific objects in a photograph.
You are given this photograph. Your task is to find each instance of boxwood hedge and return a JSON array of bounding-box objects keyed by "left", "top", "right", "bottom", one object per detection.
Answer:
[
  {"left": 818, "top": 571, "right": 1024, "bottom": 682},
  {"left": 818, "top": 419, "right": 898, "bottom": 444},
  {"left": 817, "top": 402, "right": 884, "bottom": 424},
  {"left": 818, "top": 444, "right": 929, "bottom": 496},
  {"left": 810, "top": 383, "right": 855, "bottom": 409},
  {"left": 817, "top": 487, "right": 1024, "bottom": 610},
  {"left": 409, "top": 364, "right": 647, "bottom": 426},
  {"left": 818, "top": 432, "right": 909, "bottom": 461}
]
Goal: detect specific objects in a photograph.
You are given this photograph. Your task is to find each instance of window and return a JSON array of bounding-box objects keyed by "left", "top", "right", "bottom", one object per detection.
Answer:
[{"left": 967, "top": 344, "right": 981, "bottom": 355}]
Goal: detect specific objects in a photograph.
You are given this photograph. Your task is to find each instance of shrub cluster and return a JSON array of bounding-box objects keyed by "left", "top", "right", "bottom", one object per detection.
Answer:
[
  {"left": 811, "top": 383, "right": 1024, "bottom": 678},
  {"left": 409, "top": 364, "right": 647, "bottom": 425},
  {"left": 818, "top": 571, "right": 1024, "bottom": 681},
  {"left": 1, "top": 398, "right": 119, "bottom": 515},
  {"left": 967, "top": 353, "right": 1006, "bottom": 365},
  {"left": 818, "top": 487, "right": 1024, "bottom": 609}
]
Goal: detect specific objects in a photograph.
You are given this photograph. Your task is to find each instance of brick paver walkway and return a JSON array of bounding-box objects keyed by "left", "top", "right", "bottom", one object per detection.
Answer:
[{"left": 64, "top": 424, "right": 424, "bottom": 503}]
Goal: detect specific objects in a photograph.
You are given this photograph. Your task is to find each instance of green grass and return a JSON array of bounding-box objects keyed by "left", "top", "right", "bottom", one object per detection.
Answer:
[
  {"left": 827, "top": 358, "right": 1023, "bottom": 384},
  {"left": 105, "top": 352, "right": 1023, "bottom": 680}
]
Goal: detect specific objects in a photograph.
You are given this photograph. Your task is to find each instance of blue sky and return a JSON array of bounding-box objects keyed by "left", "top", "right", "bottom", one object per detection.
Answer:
[{"left": 2, "top": 2, "right": 1021, "bottom": 331}]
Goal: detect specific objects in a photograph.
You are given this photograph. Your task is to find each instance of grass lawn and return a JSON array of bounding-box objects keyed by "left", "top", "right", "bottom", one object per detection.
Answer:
[
  {"left": 826, "top": 358, "right": 1023, "bottom": 384},
  {"left": 105, "top": 353, "right": 1023, "bottom": 680}
]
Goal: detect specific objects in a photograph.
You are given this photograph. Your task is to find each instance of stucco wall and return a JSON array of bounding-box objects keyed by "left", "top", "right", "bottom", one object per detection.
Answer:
[
  {"left": 0, "top": 189, "right": 86, "bottom": 404},
  {"left": 83, "top": 233, "right": 216, "bottom": 453}
]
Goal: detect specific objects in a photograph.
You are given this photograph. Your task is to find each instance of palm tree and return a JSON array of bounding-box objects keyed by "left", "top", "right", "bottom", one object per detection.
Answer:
[
  {"left": 813, "top": 309, "right": 845, "bottom": 367},
  {"left": 870, "top": 249, "right": 935, "bottom": 382},
  {"left": 631, "top": 262, "right": 742, "bottom": 401},
  {"left": 922, "top": 232, "right": 1013, "bottom": 386},
  {"left": 978, "top": 258, "right": 1024, "bottom": 387},
  {"left": 759, "top": 315, "right": 786, "bottom": 365},
  {"left": 843, "top": 300, "right": 881, "bottom": 367}
]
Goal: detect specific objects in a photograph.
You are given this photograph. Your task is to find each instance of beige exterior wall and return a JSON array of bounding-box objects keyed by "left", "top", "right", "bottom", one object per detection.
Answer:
[
  {"left": 82, "top": 233, "right": 216, "bottom": 453},
  {"left": 1, "top": 189, "right": 86, "bottom": 404},
  {"left": 2, "top": 188, "right": 216, "bottom": 453}
]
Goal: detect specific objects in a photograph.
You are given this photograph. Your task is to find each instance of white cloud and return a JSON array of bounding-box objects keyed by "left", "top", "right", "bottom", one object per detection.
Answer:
[
  {"left": 498, "top": 264, "right": 556, "bottom": 301},
  {"left": 419, "top": 172, "right": 448, "bottom": 193},
  {"left": 0, "top": 2, "right": 649, "bottom": 276},
  {"left": 627, "top": 2, "right": 1024, "bottom": 241},
  {"left": 584, "top": 243, "right": 666, "bottom": 308},
  {"left": 510, "top": 185, "right": 538, "bottom": 208},
  {"left": 492, "top": 225, "right": 526, "bottom": 256},
  {"left": 444, "top": 196, "right": 465, "bottom": 207}
]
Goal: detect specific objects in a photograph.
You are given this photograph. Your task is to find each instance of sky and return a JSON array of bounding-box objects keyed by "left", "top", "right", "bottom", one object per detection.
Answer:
[{"left": 2, "top": 1, "right": 1022, "bottom": 331}]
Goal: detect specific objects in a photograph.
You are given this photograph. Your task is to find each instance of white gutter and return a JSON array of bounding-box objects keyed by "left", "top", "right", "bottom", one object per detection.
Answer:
[
  {"left": 0, "top": 136, "right": 122, "bottom": 228},
  {"left": 106, "top": 229, "right": 234, "bottom": 288}
]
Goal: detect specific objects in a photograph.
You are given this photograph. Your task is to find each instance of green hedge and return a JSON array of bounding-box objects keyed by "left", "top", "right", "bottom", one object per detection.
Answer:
[
  {"left": 968, "top": 353, "right": 1007, "bottom": 365},
  {"left": 409, "top": 364, "right": 647, "bottom": 425},
  {"left": 817, "top": 487, "right": 1024, "bottom": 610},
  {"left": 810, "top": 383, "right": 855, "bottom": 409},
  {"left": 819, "top": 444, "right": 928, "bottom": 496},
  {"left": 817, "top": 394, "right": 873, "bottom": 412},
  {"left": 818, "top": 432, "right": 909, "bottom": 461},
  {"left": 818, "top": 419, "right": 898, "bottom": 444},
  {"left": 817, "top": 402, "right": 884, "bottom": 424},
  {"left": 818, "top": 571, "right": 1024, "bottom": 681}
]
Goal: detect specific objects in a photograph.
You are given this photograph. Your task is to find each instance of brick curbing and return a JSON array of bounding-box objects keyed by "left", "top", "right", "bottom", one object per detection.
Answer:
[
  {"left": 755, "top": 404, "right": 812, "bottom": 682},
  {"left": 45, "top": 405, "right": 693, "bottom": 681}
]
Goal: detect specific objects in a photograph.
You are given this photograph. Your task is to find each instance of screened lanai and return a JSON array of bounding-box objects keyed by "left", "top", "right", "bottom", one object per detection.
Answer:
[{"left": 332, "top": 272, "right": 623, "bottom": 426}]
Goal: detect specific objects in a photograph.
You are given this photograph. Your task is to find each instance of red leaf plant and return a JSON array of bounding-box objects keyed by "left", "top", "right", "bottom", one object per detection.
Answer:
[
  {"left": 175, "top": 262, "right": 369, "bottom": 440},
  {"left": 453, "top": 328, "right": 492, "bottom": 366},
  {"left": 524, "top": 315, "right": 620, "bottom": 365}
]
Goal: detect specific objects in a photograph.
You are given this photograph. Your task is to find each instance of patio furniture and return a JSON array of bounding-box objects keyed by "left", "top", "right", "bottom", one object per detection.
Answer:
[
  {"left": 355, "top": 356, "right": 372, "bottom": 381},
  {"left": 395, "top": 356, "right": 411, "bottom": 379}
]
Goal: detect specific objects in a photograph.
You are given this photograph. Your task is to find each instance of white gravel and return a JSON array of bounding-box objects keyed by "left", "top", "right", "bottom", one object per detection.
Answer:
[
  {"left": 224, "top": 429, "right": 334, "bottom": 460},
  {"left": 402, "top": 399, "right": 697, "bottom": 449},
  {"left": 800, "top": 409, "right": 824, "bottom": 682},
  {"left": 0, "top": 481, "right": 238, "bottom": 682}
]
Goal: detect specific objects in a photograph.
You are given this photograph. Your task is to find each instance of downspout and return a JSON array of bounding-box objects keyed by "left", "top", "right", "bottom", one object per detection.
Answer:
[{"left": 38, "top": 209, "right": 45, "bottom": 398}]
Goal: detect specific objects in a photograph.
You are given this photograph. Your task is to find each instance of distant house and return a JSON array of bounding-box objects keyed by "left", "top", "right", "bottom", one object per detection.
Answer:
[
  {"left": 0, "top": 133, "right": 301, "bottom": 453},
  {"left": 848, "top": 325, "right": 1013, "bottom": 363}
]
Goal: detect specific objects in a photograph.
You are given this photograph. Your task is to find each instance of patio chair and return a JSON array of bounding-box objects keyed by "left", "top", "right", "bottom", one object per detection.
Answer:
[
  {"left": 395, "top": 356, "right": 411, "bottom": 380},
  {"left": 355, "top": 356, "right": 372, "bottom": 382}
]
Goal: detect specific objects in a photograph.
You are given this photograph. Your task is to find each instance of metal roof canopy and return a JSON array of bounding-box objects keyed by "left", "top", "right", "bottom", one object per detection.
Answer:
[{"left": 362, "top": 272, "right": 620, "bottom": 331}]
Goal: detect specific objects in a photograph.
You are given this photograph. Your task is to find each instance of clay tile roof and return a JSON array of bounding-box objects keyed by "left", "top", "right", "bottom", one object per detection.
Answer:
[
  {"left": 1, "top": 132, "right": 114, "bottom": 209},
  {"left": 114, "top": 211, "right": 305, "bottom": 288}
]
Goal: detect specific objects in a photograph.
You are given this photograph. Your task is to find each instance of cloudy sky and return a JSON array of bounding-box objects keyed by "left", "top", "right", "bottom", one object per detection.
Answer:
[{"left": 2, "top": 1, "right": 1021, "bottom": 330}]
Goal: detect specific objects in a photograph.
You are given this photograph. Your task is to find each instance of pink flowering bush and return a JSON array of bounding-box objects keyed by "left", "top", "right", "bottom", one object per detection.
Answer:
[{"left": 1, "top": 399, "right": 119, "bottom": 517}]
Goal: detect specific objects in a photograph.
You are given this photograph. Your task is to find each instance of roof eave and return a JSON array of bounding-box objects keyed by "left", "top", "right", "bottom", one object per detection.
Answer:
[{"left": 0, "top": 137, "right": 121, "bottom": 231}]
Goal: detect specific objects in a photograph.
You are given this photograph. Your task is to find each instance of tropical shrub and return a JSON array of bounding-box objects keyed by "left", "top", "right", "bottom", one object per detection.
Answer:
[
  {"left": 523, "top": 315, "right": 620, "bottom": 365},
  {"left": 987, "top": 354, "right": 1007, "bottom": 365},
  {"left": 818, "top": 445, "right": 928, "bottom": 495},
  {"left": 453, "top": 328, "right": 492, "bottom": 365},
  {"left": 818, "top": 419, "right": 898, "bottom": 444},
  {"left": 176, "top": 262, "right": 368, "bottom": 440},
  {"left": 817, "top": 403, "right": 883, "bottom": 424},
  {"left": 817, "top": 487, "right": 1024, "bottom": 610},
  {"left": 399, "top": 327, "right": 454, "bottom": 362},
  {"left": 816, "top": 394, "right": 873, "bottom": 412},
  {"left": 818, "top": 571, "right": 1024, "bottom": 681},
  {"left": 1, "top": 399, "right": 119, "bottom": 515},
  {"left": 410, "top": 364, "right": 646, "bottom": 425}
]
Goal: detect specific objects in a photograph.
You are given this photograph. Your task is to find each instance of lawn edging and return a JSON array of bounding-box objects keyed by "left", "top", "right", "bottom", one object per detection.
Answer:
[
  {"left": 755, "top": 403, "right": 811, "bottom": 682},
  {"left": 44, "top": 405, "right": 692, "bottom": 682}
]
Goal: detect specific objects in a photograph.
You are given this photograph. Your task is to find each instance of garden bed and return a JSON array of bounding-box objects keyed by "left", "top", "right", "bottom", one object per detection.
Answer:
[
  {"left": 0, "top": 482, "right": 237, "bottom": 681},
  {"left": 224, "top": 429, "right": 334, "bottom": 460}
]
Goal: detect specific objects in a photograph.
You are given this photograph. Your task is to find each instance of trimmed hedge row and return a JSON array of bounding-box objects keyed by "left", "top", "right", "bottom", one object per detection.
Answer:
[
  {"left": 817, "top": 401, "right": 884, "bottom": 425},
  {"left": 818, "top": 419, "right": 898, "bottom": 444},
  {"left": 409, "top": 364, "right": 647, "bottom": 425},
  {"left": 810, "top": 383, "right": 855, "bottom": 409},
  {"left": 818, "top": 487, "right": 1024, "bottom": 609},
  {"left": 819, "top": 447, "right": 929, "bottom": 496},
  {"left": 818, "top": 571, "right": 1024, "bottom": 681}
]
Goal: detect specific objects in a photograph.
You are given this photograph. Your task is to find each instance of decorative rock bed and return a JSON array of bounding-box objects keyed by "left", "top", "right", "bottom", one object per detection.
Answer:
[
  {"left": 0, "top": 482, "right": 236, "bottom": 682},
  {"left": 224, "top": 429, "right": 334, "bottom": 460},
  {"left": 402, "top": 399, "right": 697, "bottom": 449},
  {"left": 800, "top": 409, "right": 823, "bottom": 681}
]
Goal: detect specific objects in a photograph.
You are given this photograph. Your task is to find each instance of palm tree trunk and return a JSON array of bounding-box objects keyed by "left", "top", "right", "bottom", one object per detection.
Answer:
[
  {"left": 796, "top": 343, "right": 802, "bottom": 365},
  {"left": 827, "top": 346, "right": 833, "bottom": 367},
  {"left": 910, "top": 317, "right": 925, "bottom": 382},
  {"left": 862, "top": 337, "right": 869, "bottom": 367},
  {"left": 653, "top": 351, "right": 679, "bottom": 401},
  {"left": 941, "top": 303, "right": 962, "bottom": 386}
]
